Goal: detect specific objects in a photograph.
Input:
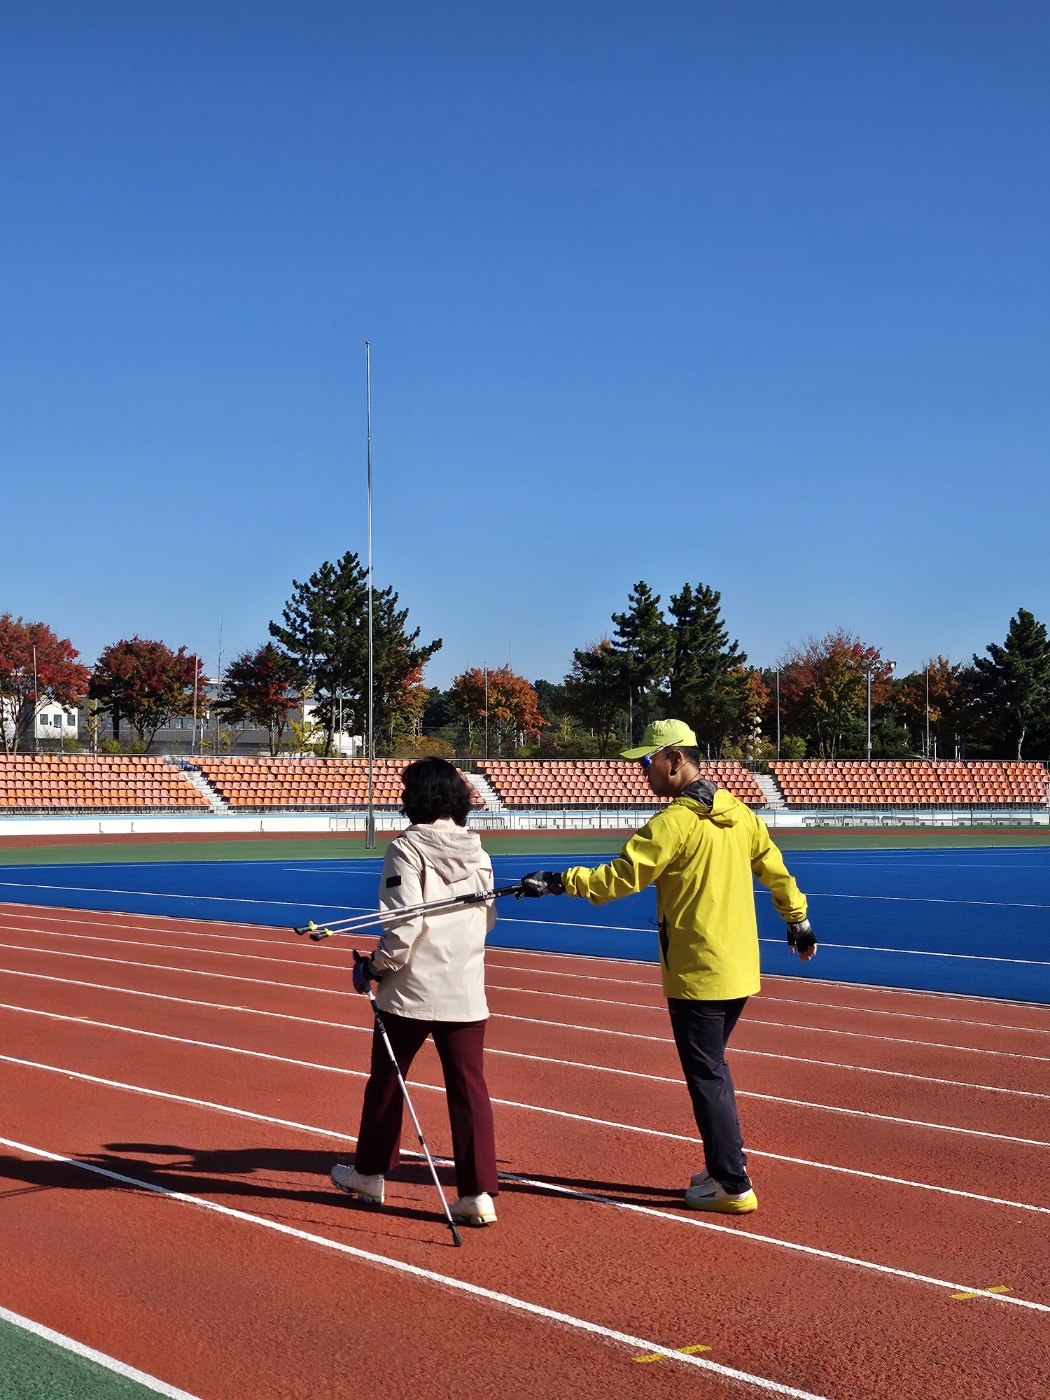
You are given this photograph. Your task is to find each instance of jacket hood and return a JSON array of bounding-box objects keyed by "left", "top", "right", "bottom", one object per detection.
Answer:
[
  {"left": 677, "top": 788, "right": 742, "bottom": 827},
  {"left": 398, "top": 819, "right": 488, "bottom": 882}
]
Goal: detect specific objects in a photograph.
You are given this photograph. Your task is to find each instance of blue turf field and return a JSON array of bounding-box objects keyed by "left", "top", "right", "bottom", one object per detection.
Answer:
[{"left": 0, "top": 846, "right": 1047, "bottom": 1004}]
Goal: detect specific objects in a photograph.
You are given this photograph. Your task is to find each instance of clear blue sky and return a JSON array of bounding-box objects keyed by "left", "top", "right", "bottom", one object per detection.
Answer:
[{"left": 2, "top": 0, "right": 1047, "bottom": 688}]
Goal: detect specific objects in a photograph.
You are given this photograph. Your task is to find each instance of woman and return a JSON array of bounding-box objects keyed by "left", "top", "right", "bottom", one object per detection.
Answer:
[{"left": 330, "top": 757, "right": 500, "bottom": 1226}]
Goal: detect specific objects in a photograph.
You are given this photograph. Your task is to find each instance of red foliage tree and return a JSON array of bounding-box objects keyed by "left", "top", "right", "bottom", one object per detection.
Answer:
[
  {"left": 216, "top": 644, "right": 299, "bottom": 755},
  {"left": 777, "top": 632, "right": 893, "bottom": 759},
  {"left": 452, "top": 665, "right": 546, "bottom": 753},
  {"left": 90, "top": 637, "right": 197, "bottom": 750},
  {"left": 0, "top": 614, "right": 90, "bottom": 753}
]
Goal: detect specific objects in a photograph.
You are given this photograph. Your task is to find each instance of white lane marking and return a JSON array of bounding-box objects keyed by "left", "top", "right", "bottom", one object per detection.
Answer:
[
  {"left": 2, "top": 1097, "right": 1047, "bottom": 1326},
  {"left": 9, "top": 923, "right": 1046, "bottom": 1068},
  {"left": 0, "top": 942, "right": 340, "bottom": 995},
  {"left": 0, "top": 1304, "right": 203, "bottom": 1399},
  {"left": 756, "top": 993, "right": 1050, "bottom": 1038},
  {"left": 5, "top": 984, "right": 1050, "bottom": 1188},
  {"left": 0, "top": 1135, "right": 832, "bottom": 1399},
  {"left": 758, "top": 937, "right": 1050, "bottom": 969},
  {"left": 0, "top": 880, "right": 335, "bottom": 912}
]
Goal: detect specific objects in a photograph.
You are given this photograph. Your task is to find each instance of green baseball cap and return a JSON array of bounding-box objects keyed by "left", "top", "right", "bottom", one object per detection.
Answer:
[{"left": 621, "top": 718, "right": 699, "bottom": 760}]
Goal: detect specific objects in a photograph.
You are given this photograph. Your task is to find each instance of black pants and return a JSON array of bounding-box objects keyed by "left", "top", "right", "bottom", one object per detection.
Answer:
[{"left": 667, "top": 997, "right": 750, "bottom": 1195}]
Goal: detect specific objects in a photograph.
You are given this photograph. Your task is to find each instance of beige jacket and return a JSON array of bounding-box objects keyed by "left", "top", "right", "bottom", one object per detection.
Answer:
[{"left": 371, "top": 818, "right": 496, "bottom": 1022}]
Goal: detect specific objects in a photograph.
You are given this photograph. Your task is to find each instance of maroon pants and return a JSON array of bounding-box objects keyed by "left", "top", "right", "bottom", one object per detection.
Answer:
[{"left": 354, "top": 1011, "right": 499, "bottom": 1198}]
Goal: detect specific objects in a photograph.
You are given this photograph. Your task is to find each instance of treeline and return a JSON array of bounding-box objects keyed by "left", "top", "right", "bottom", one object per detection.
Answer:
[
  {"left": 0, "top": 552, "right": 438, "bottom": 755},
  {"left": 4, "top": 566, "right": 1050, "bottom": 762},
  {"left": 423, "top": 587, "right": 1050, "bottom": 764}
]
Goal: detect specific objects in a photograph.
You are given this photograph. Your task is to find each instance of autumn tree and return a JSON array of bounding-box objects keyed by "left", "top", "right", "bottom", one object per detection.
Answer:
[
  {"left": 0, "top": 615, "right": 91, "bottom": 753},
  {"left": 895, "top": 657, "right": 976, "bottom": 759},
  {"left": 563, "top": 641, "right": 625, "bottom": 758},
  {"left": 90, "top": 638, "right": 197, "bottom": 749},
  {"left": 216, "top": 644, "right": 300, "bottom": 755},
  {"left": 269, "top": 552, "right": 441, "bottom": 756},
  {"left": 972, "top": 609, "right": 1050, "bottom": 759},
  {"left": 452, "top": 665, "right": 546, "bottom": 755},
  {"left": 777, "top": 632, "right": 895, "bottom": 760}
]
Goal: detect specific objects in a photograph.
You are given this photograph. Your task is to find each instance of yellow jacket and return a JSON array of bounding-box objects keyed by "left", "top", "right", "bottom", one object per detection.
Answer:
[{"left": 562, "top": 790, "right": 807, "bottom": 1001}]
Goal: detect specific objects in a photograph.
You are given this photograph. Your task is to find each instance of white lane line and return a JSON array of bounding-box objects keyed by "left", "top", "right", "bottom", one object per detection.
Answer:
[
  {"left": 0, "top": 1304, "right": 202, "bottom": 1400},
  {"left": 2, "top": 1090, "right": 1047, "bottom": 1323},
  {"left": 12, "top": 992, "right": 1050, "bottom": 1218},
  {"left": 0, "top": 880, "right": 335, "bottom": 912},
  {"left": 0, "top": 942, "right": 337, "bottom": 995},
  {"left": 0, "top": 1135, "right": 831, "bottom": 1399},
  {"left": 5, "top": 985, "right": 1050, "bottom": 1181},
  {"left": 756, "top": 993, "right": 1050, "bottom": 1037},
  {"left": 9, "top": 924, "right": 1046, "bottom": 1068},
  {"left": 759, "top": 937, "right": 1050, "bottom": 969}
]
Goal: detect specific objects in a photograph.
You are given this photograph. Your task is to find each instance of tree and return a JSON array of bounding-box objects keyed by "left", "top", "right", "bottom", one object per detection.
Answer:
[
  {"left": 563, "top": 641, "right": 625, "bottom": 758},
  {"left": 269, "top": 552, "right": 441, "bottom": 756},
  {"left": 665, "top": 583, "right": 751, "bottom": 750},
  {"left": 972, "top": 610, "right": 1050, "bottom": 759},
  {"left": 0, "top": 615, "right": 91, "bottom": 753},
  {"left": 216, "top": 644, "right": 299, "bottom": 755},
  {"left": 896, "top": 657, "right": 976, "bottom": 759},
  {"left": 609, "top": 581, "right": 671, "bottom": 744},
  {"left": 777, "top": 632, "right": 894, "bottom": 760},
  {"left": 90, "top": 638, "right": 197, "bottom": 750},
  {"left": 452, "top": 665, "right": 546, "bottom": 755}
]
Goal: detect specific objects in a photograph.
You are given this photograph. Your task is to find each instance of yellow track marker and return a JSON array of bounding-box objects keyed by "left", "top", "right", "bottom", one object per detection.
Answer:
[
  {"left": 951, "top": 1285, "right": 1011, "bottom": 1301},
  {"left": 633, "top": 1343, "right": 711, "bottom": 1363}
]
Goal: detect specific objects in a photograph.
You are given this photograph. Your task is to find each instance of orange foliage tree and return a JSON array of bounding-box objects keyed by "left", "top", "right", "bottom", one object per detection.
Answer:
[
  {"left": 777, "top": 632, "right": 894, "bottom": 759},
  {"left": 452, "top": 665, "right": 546, "bottom": 755}
]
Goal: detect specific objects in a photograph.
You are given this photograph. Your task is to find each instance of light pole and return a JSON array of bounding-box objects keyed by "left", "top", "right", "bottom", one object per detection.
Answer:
[
  {"left": 865, "top": 660, "right": 896, "bottom": 761},
  {"left": 483, "top": 666, "right": 489, "bottom": 761},
  {"left": 925, "top": 666, "right": 930, "bottom": 759},
  {"left": 775, "top": 669, "right": 781, "bottom": 760},
  {"left": 32, "top": 644, "right": 39, "bottom": 754},
  {"left": 365, "top": 341, "right": 376, "bottom": 848}
]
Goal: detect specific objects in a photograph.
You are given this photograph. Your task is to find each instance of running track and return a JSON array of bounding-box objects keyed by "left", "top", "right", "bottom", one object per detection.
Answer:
[{"left": 1, "top": 900, "right": 1049, "bottom": 1398}]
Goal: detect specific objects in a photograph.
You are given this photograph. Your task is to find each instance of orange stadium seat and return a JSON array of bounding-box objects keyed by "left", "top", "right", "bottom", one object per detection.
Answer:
[
  {"left": 477, "top": 759, "right": 765, "bottom": 809},
  {"left": 188, "top": 757, "right": 484, "bottom": 811},
  {"left": 0, "top": 755, "right": 210, "bottom": 813},
  {"left": 768, "top": 760, "right": 1049, "bottom": 809}
]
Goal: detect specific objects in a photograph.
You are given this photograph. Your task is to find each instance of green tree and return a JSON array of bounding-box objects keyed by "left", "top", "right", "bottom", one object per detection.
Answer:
[
  {"left": 665, "top": 583, "right": 750, "bottom": 750},
  {"left": 268, "top": 551, "right": 441, "bottom": 756},
  {"left": 0, "top": 615, "right": 90, "bottom": 753},
  {"left": 972, "top": 609, "right": 1050, "bottom": 759},
  {"left": 216, "top": 644, "right": 299, "bottom": 755},
  {"left": 563, "top": 640, "right": 625, "bottom": 758},
  {"left": 896, "top": 657, "right": 976, "bottom": 759},
  {"left": 90, "top": 637, "right": 197, "bottom": 750},
  {"left": 609, "top": 581, "right": 671, "bottom": 744}
]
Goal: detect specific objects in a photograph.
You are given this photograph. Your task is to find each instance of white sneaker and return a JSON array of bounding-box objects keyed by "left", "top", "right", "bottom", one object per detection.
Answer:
[
  {"left": 449, "top": 1192, "right": 497, "bottom": 1226},
  {"left": 684, "top": 1176, "right": 757, "bottom": 1214},
  {"left": 330, "top": 1163, "right": 384, "bottom": 1206}
]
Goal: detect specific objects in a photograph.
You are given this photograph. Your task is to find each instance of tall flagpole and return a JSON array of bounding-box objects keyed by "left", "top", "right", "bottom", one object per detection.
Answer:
[{"left": 365, "top": 341, "right": 376, "bottom": 848}]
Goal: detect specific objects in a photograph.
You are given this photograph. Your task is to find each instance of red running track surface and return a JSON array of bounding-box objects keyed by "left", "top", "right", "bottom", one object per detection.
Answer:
[{"left": 0, "top": 900, "right": 1049, "bottom": 1399}]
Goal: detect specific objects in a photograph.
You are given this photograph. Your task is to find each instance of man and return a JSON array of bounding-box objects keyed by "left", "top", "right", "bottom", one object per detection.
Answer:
[{"left": 520, "top": 718, "right": 815, "bottom": 1215}]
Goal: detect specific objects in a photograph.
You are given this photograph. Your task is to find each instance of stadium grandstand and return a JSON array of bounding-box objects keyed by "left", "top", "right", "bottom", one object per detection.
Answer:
[
  {"left": 0, "top": 756, "right": 209, "bottom": 812},
  {"left": 477, "top": 759, "right": 765, "bottom": 809},
  {"left": 190, "top": 757, "right": 482, "bottom": 811},
  {"left": 769, "top": 759, "right": 1049, "bottom": 810}
]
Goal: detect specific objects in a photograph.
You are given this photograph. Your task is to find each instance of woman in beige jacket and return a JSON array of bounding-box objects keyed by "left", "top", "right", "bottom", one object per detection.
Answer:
[{"left": 330, "top": 758, "right": 500, "bottom": 1226}]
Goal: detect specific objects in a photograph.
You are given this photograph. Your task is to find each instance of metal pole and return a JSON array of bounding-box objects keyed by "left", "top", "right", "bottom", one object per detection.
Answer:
[
  {"left": 32, "top": 644, "right": 38, "bottom": 754},
  {"left": 365, "top": 341, "right": 376, "bottom": 848},
  {"left": 192, "top": 656, "right": 199, "bottom": 757},
  {"left": 866, "top": 671, "right": 872, "bottom": 762},
  {"left": 484, "top": 666, "right": 489, "bottom": 760},
  {"left": 925, "top": 666, "right": 930, "bottom": 759},
  {"left": 775, "top": 669, "right": 781, "bottom": 759}
]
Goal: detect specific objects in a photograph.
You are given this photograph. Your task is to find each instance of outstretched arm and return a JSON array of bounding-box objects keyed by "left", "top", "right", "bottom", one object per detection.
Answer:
[{"left": 560, "top": 817, "right": 679, "bottom": 905}]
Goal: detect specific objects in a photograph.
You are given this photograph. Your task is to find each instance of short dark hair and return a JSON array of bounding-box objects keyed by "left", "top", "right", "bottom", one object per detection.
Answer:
[
  {"left": 401, "top": 757, "right": 473, "bottom": 826},
  {"left": 676, "top": 747, "right": 704, "bottom": 765}
]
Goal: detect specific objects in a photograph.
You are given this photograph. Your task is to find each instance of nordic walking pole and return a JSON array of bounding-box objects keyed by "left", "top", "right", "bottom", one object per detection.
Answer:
[
  {"left": 294, "top": 883, "right": 525, "bottom": 941},
  {"left": 354, "top": 952, "right": 463, "bottom": 1247}
]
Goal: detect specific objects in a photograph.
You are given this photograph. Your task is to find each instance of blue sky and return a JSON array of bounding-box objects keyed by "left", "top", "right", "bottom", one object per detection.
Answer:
[{"left": 2, "top": 0, "right": 1047, "bottom": 687}]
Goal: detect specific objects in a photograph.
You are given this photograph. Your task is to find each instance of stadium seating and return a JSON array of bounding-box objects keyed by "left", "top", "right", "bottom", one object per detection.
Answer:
[
  {"left": 191, "top": 757, "right": 484, "bottom": 810},
  {"left": 0, "top": 755, "right": 210, "bottom": 812},
  {"left": 478, "top": 759, "right": 765, "bottom": 808},
  {"left": 769, "top": 760, "right": 1049, "bottom": 809}
]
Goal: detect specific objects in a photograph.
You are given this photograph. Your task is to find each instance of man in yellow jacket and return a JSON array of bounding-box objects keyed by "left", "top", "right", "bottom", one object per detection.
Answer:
[{"left": 520, "top": 719, "right": 815, "bottom": 1216}]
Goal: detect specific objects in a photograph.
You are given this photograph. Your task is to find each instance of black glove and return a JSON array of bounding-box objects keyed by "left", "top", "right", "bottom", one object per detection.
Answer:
[
  {"left": 518, "top": 871, "right": 565, "bottom": 898},
  {"left": 786, "top": 919, "right": 816, "bottom": 960},
  {"left": 352, "top": 950, "right": 381, "bottom": 993}
]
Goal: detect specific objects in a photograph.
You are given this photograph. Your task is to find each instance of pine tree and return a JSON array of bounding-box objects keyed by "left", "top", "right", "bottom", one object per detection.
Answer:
[
  {"left": 563, "top": 641, "right": 625, "bottom": 758},
  {"left": 665, "top": 583, "right": 749, "bottom": 750},
  {"left": 972, "top": 609, "right": 1050, "bottom": 759},
  {"left": 269, "top": 552, "right": 440, "bottom": 756},
  {"left": 609, "top": 581, "right": 671, "bottom": 744}
]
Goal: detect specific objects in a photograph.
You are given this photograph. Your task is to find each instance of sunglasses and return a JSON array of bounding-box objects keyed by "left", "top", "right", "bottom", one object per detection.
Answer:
[{"left": 639, "top": 746, "right": 668, "bottom": 771}]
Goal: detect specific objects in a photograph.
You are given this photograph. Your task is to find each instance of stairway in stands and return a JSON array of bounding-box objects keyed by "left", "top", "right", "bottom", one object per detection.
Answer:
[
  {"left": 753, "top": 773, "right": 786, "bottom": 810},
  {"left": 180, "top": 764, "right": 229, "bottom": 812},
  {"left": 462, "top": 771, "right": 503, "bottom": 811}
]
